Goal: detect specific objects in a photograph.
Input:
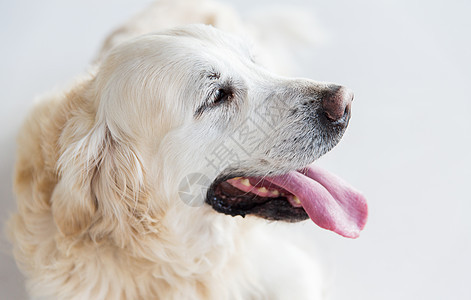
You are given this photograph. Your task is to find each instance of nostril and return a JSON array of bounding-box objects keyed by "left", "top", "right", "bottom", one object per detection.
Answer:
[
  {"left": 344, "top": 102, "right": 351, "bottom": 116},
  {"left": 321, "top": 85, "right": 353, "bottom": 122},
  {"left": 324, "top": 110, "right": 339, "bottom": 122}
]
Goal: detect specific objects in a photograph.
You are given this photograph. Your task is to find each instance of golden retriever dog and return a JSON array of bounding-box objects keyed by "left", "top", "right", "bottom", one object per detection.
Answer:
[{"left": 7, "top": 0, "right": 367, "bottom": 299}]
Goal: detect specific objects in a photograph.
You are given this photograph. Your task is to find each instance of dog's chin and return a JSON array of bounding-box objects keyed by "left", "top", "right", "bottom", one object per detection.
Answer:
[{"left": 205, "top": 172, "right": 309, "bottom": 222}]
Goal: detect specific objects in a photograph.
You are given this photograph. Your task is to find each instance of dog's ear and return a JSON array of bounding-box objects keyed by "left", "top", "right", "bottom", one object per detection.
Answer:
[{"left": 52, "top": 119, "right": 151, "bottom": 239}]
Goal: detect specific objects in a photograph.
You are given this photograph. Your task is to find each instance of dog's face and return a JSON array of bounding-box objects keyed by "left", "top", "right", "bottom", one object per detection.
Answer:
[{"left": 91, "top": 25, "right": 366, "bottom": 238}]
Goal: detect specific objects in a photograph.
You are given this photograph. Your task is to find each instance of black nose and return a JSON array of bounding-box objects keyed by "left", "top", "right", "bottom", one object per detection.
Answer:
[{"left": 322, "top": 85, "right": 354, "bottom": 122}]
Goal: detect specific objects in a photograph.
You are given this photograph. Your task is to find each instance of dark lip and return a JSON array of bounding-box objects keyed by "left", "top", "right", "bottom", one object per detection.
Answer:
[{"left": 205, "top": 173, "right": 309, "bottom": 222}]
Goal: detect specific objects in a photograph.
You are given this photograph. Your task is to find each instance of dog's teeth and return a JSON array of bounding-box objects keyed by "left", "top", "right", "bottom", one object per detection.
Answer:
[
  {"left": 258, "top": 187, "right": 268, "bottom": 193},
  {"left": 240, "top": 178, "right": 251, "bottom": 187},
  {"left": 271, "top": 189, "right": 280, "bottom": 197},
  {"left": 232, "top": 177, "right": 242, "bottom": 180},
  {"left": 292, "top": 196, "right": 301, "bottom": 205}
]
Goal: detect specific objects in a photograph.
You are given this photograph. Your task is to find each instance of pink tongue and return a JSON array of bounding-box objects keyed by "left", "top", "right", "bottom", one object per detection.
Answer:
[{"left": 266, "top": 164, "right": 368, "bottom": 238}]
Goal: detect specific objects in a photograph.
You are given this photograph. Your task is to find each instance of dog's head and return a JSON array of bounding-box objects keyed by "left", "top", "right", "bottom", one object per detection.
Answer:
[{"left": 57, "top": 25, "right": 367, "bottom": 240}]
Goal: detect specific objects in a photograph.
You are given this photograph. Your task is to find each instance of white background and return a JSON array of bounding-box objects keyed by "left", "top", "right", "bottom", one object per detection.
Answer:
[{"left": 1, "top": 0, "right": 470, "bottom": 299}]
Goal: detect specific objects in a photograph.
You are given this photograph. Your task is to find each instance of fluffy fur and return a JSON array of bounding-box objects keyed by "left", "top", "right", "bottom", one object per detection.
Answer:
[{"left": 7, "top": 1, "right": 331, "bottom": 299}]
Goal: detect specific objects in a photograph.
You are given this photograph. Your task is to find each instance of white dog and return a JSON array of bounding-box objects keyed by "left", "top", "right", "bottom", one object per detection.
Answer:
[{"left": 7, "top": 1, "right": 367, "bottom": 299}]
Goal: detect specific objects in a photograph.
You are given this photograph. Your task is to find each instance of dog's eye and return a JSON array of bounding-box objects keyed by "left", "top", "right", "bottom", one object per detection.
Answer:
[
  {"left": 194, "top": 87, "right": 234, "bottom": 118},
  {"left": 213, "top": 88, "right": 233, "bottom": 105}
]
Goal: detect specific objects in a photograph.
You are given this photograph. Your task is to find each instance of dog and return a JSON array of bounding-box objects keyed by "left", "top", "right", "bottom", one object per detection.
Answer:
[{"left": 7, "top": 1, "right": 367, "bottom": 299}]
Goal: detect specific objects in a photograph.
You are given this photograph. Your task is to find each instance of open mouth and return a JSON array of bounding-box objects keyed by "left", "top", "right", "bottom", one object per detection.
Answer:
[{"left": 206, "top": 164, "right": 368, "bottom": 238}]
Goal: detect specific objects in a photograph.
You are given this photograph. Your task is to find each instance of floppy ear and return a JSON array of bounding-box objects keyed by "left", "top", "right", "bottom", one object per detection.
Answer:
[{"left": 52, "top": 120, "right": 151, "bottom": 239}]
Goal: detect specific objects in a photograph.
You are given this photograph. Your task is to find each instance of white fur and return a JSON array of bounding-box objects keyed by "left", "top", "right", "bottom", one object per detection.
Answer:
[{"left": 8, "top": 1, "right": 330, "bottom": 299}]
